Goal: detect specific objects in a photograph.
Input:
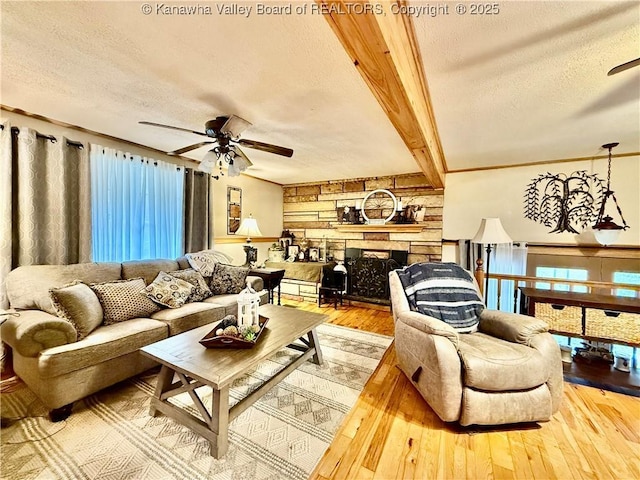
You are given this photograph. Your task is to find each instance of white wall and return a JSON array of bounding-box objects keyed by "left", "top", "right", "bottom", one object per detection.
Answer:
[
  {"left": 442, "top": 156, "right": 640, "bottom": 258},
  {"left": 3, "top": 109, "right": 284, "bottom": 265},
  {"left": 211, "top": 174, "right": 283, "bottom": 266}
]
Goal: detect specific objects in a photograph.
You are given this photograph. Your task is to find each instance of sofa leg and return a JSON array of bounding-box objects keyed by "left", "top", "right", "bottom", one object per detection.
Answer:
[{"left": 49, "top": 403, "right": 73, "bottom": 422}]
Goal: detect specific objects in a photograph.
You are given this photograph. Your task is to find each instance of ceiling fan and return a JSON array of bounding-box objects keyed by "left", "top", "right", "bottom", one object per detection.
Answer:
[
  {"left": 607, "top": 57, "right": 640, "bottom": 76},
  {"left": 139, "top": 115, "right": 293, "bottom": 178}
]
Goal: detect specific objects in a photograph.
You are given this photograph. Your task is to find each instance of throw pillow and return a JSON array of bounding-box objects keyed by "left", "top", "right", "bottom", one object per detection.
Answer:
[
  {"left": 209, "top": 263, "right": 250, "bottom": 295},
  {"left": 49, "top": 281, "right": 104, "bottom": 341},
  {"left": 142, "top": 271, "right": 195, "bottom": 309},
  {"left": 90, "top": 278, "right": 160, "bottom": 325},
  {"left": 169, "top": 268, "right": 212, "bottom": 301},
  {"left": 396, "top": 262, "right": 484, "bottom": 333},
  {"left": 186, "top": 251, "right": 225, "bottom": 277}
]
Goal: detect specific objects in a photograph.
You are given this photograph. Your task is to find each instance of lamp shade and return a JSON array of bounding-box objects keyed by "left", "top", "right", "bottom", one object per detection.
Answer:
[
  {"left": 471, "top": 218, "right": 512, "bottom": 245},
  {"left": 236, "top": 214, "right": 263, "bottom": 242},
  {"left": 198, "top": 150, "right": 218, "bottom": 173}
]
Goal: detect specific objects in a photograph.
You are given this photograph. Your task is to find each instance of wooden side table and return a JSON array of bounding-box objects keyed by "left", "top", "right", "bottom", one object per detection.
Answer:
[{"left": 249, "top": 268, "right": 286, "bottom": 305}]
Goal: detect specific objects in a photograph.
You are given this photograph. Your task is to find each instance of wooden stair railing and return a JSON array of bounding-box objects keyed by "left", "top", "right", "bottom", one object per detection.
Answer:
[{"left": 473, "top": 272, "right": 640, "bottom": 312}]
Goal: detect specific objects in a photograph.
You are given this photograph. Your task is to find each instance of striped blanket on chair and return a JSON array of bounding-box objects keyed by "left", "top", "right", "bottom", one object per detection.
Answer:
[{"left": 396, "top": 262, "right": 485, "bottom": 333}]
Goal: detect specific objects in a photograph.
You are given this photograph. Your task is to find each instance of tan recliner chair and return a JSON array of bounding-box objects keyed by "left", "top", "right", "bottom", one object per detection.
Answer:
[{"left": 389, "top": 268, "right": 562, "bottom": 426}]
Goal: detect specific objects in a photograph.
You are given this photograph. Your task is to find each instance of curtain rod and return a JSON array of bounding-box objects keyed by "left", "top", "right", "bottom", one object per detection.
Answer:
[{"left": 3, "top": 125, "right": 84, "bottom": 149}]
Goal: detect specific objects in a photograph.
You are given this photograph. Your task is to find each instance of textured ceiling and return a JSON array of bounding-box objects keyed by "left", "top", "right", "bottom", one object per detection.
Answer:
[
  {"left": 2, "top": 1, "right": 639, "bottom": 184},
  {"left": 413, "top": 0, "right": 640, "bottom": 170},
  {"left": 0, "top": 1, "right": 417, "bottom": 184}
]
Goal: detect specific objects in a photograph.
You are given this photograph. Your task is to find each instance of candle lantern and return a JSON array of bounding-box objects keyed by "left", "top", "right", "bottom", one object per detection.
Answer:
[{"left": 237, "top": 279, "right": 260, "bottom": 327}]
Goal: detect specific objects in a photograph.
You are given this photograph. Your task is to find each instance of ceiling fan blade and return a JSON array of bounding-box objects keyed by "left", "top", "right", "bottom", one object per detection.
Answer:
[
  {"left": 220, "top": 115, "right": 252, "bottom": 138},
  {"left": 168, "top": 141, "right": 214, "bottom": 156},
  {"left": 607, "top": 57, "right": 640, "bottom": 76},
  {"left": 139, "top": 121, "right": 208, "bottom": 137},
  {"left": 237, "top": 138, "right": 293, "bottom": 157},
  {"left": 233, "top": 146, "right": 253, "bottom": 168}
]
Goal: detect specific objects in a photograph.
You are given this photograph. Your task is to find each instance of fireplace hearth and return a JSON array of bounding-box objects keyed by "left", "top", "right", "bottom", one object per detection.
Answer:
[{"left": 344, "top": 248, "right": 408, "bottom": 304}]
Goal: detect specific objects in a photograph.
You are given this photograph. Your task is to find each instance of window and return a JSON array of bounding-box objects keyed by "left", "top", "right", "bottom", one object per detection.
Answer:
[
  {"left": 613, "top": 271, "right": 640, "bottom": 298},
  {"left": 535, "top": 267, "right": 588, "bottom": 293},
  {"left": 90, "top": 146, "right": 185, "bottom": 262}
]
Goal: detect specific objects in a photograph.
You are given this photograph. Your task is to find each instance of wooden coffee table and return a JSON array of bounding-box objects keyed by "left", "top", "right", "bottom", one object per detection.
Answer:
[{"left": 140, "top": 304, "right": 327, "bottom": 458}]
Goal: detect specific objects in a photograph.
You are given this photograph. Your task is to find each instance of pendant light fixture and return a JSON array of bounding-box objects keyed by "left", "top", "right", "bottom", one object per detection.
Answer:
[{"left": 592, "top": 142, "right": 629, "bottom": 246}]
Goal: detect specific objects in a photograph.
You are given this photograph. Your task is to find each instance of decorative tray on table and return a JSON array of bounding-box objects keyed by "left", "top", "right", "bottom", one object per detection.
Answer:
[{"left": 199, "top": 314, "right": 269, "bottom": 349}]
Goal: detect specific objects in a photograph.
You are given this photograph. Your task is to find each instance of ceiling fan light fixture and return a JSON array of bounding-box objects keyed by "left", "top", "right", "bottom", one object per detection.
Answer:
[{"left": 198, "top": 149, "right": 218, "bottom": 173}]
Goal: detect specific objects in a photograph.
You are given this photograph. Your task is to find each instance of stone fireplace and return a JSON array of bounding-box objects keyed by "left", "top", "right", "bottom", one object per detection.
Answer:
[{"left": 279, "top": 173, "right": 443, "bottom": 304}]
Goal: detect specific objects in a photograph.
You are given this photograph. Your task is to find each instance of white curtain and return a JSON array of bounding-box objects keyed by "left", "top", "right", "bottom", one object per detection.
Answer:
[
  {"left": 90, "top": 145, "right": 185, "bottom": 262},
  {"left": 485, "top": 242, "right": 528, "bottom": 312}
]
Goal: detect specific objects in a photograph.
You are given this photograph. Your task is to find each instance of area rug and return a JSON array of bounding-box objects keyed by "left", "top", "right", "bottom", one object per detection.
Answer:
[{"left": 1, "top": 323, "right": 392, "bottom": 480}]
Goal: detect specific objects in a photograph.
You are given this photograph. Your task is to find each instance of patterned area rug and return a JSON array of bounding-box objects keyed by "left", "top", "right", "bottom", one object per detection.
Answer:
[{"left": 1, "top": 324, "right": 392, "bottom": 480}]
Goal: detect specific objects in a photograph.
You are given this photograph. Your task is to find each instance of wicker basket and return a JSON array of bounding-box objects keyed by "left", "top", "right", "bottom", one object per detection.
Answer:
[
  {"left": 536, "top": 303, "right": 583, "bottom": 335},
  {"left": 585, "top": 309, "right": 640, "bottom": 346}
]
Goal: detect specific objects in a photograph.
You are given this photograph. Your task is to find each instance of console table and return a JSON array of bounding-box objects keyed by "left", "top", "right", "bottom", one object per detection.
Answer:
[
  {"left": 520, "top": 287, "right": 640, "bottom": 346},
  {"left": 249, "top": 268, "right": 285, "bottom": 305}
]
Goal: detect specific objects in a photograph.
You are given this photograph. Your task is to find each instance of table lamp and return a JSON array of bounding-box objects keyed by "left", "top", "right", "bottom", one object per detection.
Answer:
[{"left": 236, "top": 214, "right": 262, "bottom": 267}]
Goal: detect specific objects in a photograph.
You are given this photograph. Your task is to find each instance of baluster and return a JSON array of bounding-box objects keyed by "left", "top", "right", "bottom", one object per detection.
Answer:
[{"left": 496, "top": 279, "right": 502, "bottom": 310}]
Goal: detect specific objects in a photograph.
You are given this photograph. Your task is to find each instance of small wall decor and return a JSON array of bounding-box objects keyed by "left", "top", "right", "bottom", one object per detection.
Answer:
[
  {"left": 361, "top": 189, "right": 398, "bottom": 225},
  {"left": 524, "top": 171, "right": 605, "bottom": 234},
  {"left": 227, "top": 186, "right": 242, "bottom": 234}
]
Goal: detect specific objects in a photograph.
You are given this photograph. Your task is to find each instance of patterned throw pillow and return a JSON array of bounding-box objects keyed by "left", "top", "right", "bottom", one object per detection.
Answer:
[
  {"left": 185, "top": 251, "right": 222, "bottom": 277},
  {"left": 209, "top": 263, "right": 250, "bottom": 295},
  {"left": 90, "top": 278, "right": 161, "bottom": 325},
  {"left": 49, "top": 281, "right": 104, "bottom": 341},
  {"left": 142, "top": 272, "right": 195, "bottom": 309},
  {"left": 169, "top": 269, "right": 212, "bottom": 302}
]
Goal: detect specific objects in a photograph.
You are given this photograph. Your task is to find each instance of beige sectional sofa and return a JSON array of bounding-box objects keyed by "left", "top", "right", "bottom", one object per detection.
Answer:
[{"left": 1, "top": 256, "right": 267, "bottom": 420}]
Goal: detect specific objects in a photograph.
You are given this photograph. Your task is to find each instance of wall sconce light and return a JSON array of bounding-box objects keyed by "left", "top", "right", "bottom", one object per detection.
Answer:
[{"left": 592, "top": 142, "right": 629, "bottom": 246}]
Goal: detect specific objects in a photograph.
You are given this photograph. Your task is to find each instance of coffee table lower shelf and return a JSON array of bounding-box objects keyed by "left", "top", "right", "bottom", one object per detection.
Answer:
[{"left": 141, "top": 304, "right": 326, "bottom": 458}]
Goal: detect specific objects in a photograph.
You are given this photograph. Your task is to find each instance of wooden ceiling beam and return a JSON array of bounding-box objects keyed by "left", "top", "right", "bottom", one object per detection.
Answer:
[{"left": 318, "top": 0, "right": 446, "bottom": 188}]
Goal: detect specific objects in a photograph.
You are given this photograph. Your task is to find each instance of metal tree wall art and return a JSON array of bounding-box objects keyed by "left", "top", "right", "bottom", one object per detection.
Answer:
[{"left": 524, "top": 171, "right": 605, "bottom": 234}]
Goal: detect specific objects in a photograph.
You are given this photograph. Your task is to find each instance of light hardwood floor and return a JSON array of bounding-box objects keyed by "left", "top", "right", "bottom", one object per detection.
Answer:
[{"left": 285, "top": 299, "right": 640, "bottom": 480}]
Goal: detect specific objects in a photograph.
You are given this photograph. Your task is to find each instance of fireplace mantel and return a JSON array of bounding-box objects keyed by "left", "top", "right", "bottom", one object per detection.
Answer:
[{"left": 336, "top": 224, "right": 426, "bottom": 233}]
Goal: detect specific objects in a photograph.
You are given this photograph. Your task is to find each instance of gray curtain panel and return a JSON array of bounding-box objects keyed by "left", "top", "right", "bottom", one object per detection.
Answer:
[
  {"left": 0, "top": 124, "right": 91, "bottom": 309},
  {"left": 183, "top": 168, "right": 211, "bottom": 253}
]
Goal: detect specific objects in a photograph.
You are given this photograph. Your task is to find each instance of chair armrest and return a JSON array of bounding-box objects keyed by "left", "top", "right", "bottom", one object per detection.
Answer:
[
  {"left": 396, "top": 311, "right": 459, "bottom": 348},
  {"left": 479, "top": 309, "right": 548, "bottom": 346},
  {"left": 0, "top": 310, "right": 76, "bottom": 357}
]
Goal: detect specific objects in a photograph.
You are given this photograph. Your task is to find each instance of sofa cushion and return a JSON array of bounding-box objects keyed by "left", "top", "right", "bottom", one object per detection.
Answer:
[
  {"left": 150, "top": 302, "right": 225, "bottom": 336},
  {"left": 7, "top": 263, "right": 121, "bottom": 315},
  {"left": 91, "top": 278, "right": 160, "bottom": 325},
  {"left": 121, "top": 259, "right": 180, "bottom": 285},
  {"left": 209, "top": 263, "right": 249, "bottom": 295},
  {"left": 49, "top": 281, "right": 104, "bottom": 340},
  {"left": 169, "top": 269, "right": 212, "bottom": 302},
  {"left": 37, "top": 318, "right": 167, "bottom": 377},
  {"left": 203, "top": 294, "right": 240, "bottom": 316},
  {"left": 142, "top": 272, "right": 195, "bottom": 309},
  {"left": 457, "top": 332, "right": 548, "bottom": 391},
  {"left": 176, "top": 256, "right": 191, "bottom": 270}
]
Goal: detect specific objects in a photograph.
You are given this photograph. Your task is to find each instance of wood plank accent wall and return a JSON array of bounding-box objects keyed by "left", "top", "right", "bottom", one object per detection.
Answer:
[{"left": 283, "top": 173, "right": 444, "bottom": 264}]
